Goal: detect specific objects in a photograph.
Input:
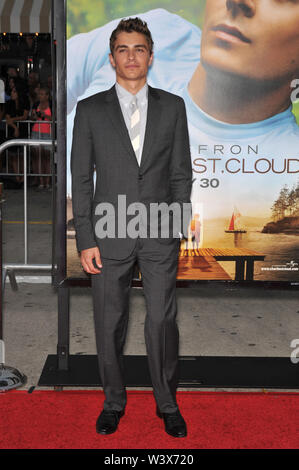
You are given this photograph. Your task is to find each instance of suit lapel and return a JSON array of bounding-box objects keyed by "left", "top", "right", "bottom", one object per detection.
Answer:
[
  {"left": 104, "top": 85, "right": 138, "bottom": 166},
  {"left": 140, "top": 86, "right": 161, "bottom": 169}
]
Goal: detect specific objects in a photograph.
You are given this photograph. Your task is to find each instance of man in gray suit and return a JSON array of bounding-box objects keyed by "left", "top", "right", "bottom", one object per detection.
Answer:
[{"left": 71, "top": 17, "right": 192, "bottom": 437}]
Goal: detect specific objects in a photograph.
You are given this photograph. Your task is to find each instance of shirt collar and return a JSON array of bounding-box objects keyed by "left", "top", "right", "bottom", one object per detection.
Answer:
[{"left": 115, "top": 82, "right": 148, "bottom": 106}]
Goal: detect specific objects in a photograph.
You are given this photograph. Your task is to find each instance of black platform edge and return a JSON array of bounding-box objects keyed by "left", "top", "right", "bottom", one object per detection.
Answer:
[
  {"left": 38, "top": 355, "right": 299, "bottom": 388},
  {"left": 56, "top": 278, "right": 299, "bottom": 289}
]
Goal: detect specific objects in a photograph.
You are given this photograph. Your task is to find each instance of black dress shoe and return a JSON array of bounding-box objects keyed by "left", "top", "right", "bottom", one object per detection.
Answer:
[
  {"left": 156, "top": 407, "right": 187, "bottom": 438},
  {"left": 96, "top": 409, "right": 124, "bottom": 435}
]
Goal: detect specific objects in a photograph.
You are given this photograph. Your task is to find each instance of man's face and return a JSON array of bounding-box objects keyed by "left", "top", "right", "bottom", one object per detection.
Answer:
[
  {"left": 109, "top": 31, "right": 153, "bottom": 82},
  {"left": 201, "top": 0, "right": 299, "bottom": 82}
]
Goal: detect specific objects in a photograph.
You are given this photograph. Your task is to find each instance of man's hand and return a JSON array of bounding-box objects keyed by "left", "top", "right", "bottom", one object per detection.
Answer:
[{"left": 80, "top": 246, "right": 102, "bottom": 274}]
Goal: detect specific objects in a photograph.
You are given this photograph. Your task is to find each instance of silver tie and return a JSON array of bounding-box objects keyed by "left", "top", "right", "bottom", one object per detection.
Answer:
[{"left": 130, "top": 96, "right": 141, "bottom": 165}]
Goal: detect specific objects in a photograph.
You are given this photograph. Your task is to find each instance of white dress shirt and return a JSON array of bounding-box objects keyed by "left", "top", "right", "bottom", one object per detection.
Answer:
[{"left": 115, "top": 81, "right": 148, "bottom": 166}]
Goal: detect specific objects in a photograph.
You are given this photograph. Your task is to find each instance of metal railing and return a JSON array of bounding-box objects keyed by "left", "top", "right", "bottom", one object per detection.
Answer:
[
  {"left": 0, "top": 119, "right": 54, "bottom": 179},
  {"left": 0, "top": 139, "right": 57, "bottom": 288}
]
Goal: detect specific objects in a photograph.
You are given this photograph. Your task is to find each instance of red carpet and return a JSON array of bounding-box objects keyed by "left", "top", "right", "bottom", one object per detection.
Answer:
[{"left": 0, "top": 390, "right": 298, "bottom": 449}]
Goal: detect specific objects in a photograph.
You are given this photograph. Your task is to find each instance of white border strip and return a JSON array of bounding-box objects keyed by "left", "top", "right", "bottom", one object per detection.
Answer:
[
  {"left": 10, "top": 0, "right": 24, "bottom": 33},
  {"left": 0, "top": 0, "right": 7, "bottom": 18},
  {"left": 6, "top": 276, "right": 52, "bottom": 283},
  {"left": 29, "top": 0, "right": 43, "bottom": 33}
]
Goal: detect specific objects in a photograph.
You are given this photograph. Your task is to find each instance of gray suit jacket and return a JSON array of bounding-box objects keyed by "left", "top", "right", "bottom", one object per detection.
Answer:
[{"left": 71, "top": 84, "right": 192, "bottom": 260}]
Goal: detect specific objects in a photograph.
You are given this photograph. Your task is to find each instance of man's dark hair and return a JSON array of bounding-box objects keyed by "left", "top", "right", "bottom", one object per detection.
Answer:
[{"left": 110, "top": 17, "right": 154, "bottom": 56}]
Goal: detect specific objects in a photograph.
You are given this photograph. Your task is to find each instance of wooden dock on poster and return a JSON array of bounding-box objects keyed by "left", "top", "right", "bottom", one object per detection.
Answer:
[
  {"left": 177, "top": 251, "right": 231, "bottom": 280},
  {"left": 177, "top": 247, "right": 265, "bottom": 281},
  {"left": 66, "top": 239, "right": 264, "bottom": 281}
]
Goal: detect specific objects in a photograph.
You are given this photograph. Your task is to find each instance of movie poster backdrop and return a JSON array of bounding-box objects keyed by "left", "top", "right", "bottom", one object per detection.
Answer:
[{"left": 66, "top": 0, "right": 299, "bottom": 282}]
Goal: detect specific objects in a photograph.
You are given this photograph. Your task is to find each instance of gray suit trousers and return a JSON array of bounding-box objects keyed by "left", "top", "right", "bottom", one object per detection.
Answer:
[{"left": 91, "top": 236, "right": 181, "bottom": 414}]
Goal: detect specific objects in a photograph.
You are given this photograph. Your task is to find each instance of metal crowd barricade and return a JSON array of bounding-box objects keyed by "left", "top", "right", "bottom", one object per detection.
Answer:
[
  {"left": 0, "top": 138, "right": 56, "bottom": 289},
  {"left": 0, "top": 120, "right": 53, "bottom": 181}
]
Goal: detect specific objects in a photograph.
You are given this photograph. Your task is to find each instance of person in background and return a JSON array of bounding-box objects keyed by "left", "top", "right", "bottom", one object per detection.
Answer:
[
  {"left": 30, "top": 86, "right": 52, "bottom": 189},
  {"left": 6, "top": 66, "right": 18, "bottom": 80},
  {"left": 0, "top": 75, "right": 11, "bottom": 172},
  {"left": 27, "top": 74, "right": 41, "bottom": 115},
  {"left": 7, "top": 76, "right": 28, "bottom": 99},
  {"left": 7, "top": 77, "right": 15, "bottom": 96},
  {"left": 27, "top": 71, "right": 40, "bottom": 90},
  {"left": 4, "top": 85, "right": 30, "bottom": 184},
  {"left": 5, "top": 67, "right": 27, "bottom": 98},
  {"left": 47, "top": 75, "right": 53, "bottom": 101},
  {"left": 0, "top": 74, "right": 9, "bottom": 146}
]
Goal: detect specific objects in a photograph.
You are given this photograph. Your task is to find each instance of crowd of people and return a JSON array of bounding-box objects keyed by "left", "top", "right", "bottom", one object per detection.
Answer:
[{"left": 0, "top": 66, "right": 53, "bottom": 189}]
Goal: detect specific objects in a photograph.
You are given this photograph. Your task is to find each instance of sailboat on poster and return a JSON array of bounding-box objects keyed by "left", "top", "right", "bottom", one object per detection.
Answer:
[{"left": 225, "top": 207, "right": 247, "bottom": 234}]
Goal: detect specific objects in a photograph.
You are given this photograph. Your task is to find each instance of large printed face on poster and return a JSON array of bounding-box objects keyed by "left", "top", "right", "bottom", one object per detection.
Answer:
[{"left": 66, "top": 0, "right": 299, "bottom": 281}]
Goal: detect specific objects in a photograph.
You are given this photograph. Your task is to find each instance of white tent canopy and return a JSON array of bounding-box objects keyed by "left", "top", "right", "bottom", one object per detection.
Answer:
[{"left": 0, "top": 0, "right": 51, "bottom": 33}]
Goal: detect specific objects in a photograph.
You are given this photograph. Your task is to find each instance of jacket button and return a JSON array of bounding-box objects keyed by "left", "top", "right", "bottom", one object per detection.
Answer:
[{"left": 138, "top": 174, "right": 143, "bottom": 180}]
